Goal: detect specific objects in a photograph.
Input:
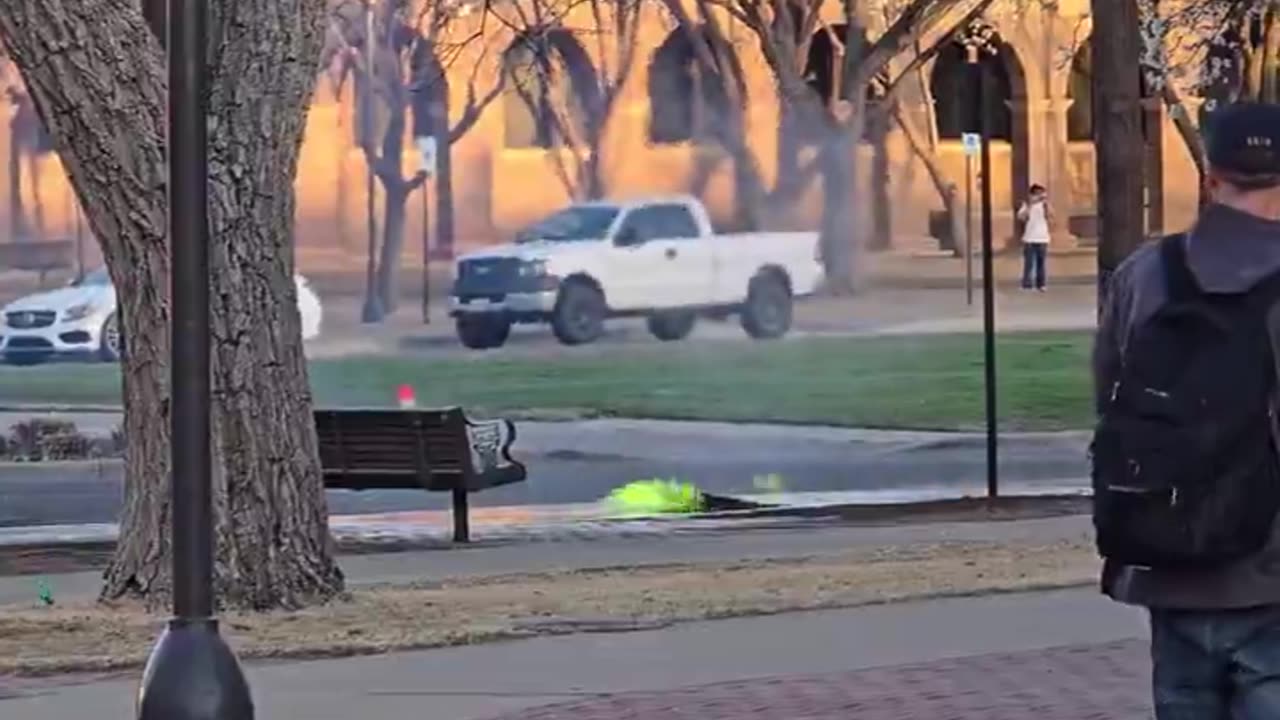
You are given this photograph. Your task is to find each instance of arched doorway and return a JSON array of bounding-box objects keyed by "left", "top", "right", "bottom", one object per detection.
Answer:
[
  {"left": 1065, "top": 38, "right": 1165, "bottom": 234},
  {"left": 647, "top": 27, "right": 743, "bottom": 145},
  {"left": 929, "top": 36, "right": 1029, "bottom": 217},
  {"left": 501, "top": 29, "right": 600, "bottom": 150}
]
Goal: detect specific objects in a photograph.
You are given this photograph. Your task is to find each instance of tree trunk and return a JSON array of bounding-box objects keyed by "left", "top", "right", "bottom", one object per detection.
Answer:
[
  {"left": 7, "top": 121, "right": 22, "bottom": 241},
  {"left": 1090, "top": 0, "right": 1146, "bottom": 301},
  {"left": 0, "top": 0, "right": 342, "bottom": 611},
  {"left": 892, "top": 102, "right": 964, "bottom": 256},
  {"left": 436, "top": 131, "right": 455, "bottom": 257},
  {"left": 376, "top": 183, "right": 410, "bottom": 313},
  {"left": 869, "top": 108, "right": 892, "bottom": 252}
]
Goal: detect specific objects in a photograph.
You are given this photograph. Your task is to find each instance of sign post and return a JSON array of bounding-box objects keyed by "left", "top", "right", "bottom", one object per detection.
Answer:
[
  {"left": 416, "top": 136, "right": 437, "bottom": 324},
  {"left": 961, "top": 132, "right": 980, "bottom": 307}
]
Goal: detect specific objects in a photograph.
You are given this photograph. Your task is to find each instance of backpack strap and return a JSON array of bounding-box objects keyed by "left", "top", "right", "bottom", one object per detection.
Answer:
[{"left": 1158, "top": 233, "right": 1197, "bottom": 303}]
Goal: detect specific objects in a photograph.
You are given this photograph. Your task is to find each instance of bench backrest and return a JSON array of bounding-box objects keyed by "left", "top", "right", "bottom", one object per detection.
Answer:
[{"left": 314, "top": 407, "right": 525, "bottom": 492}]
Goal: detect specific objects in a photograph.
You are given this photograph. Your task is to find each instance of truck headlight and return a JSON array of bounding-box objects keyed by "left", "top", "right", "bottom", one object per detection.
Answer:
[
  {"left": 63, "top": 302, "right": 97, "bottom": 321},
  {"left": 518, "top": 260, "right": 548, "bottom": 278}
]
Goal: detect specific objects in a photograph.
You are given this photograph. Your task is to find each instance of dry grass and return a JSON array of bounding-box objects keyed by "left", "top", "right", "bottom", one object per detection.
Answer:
[{"left": 0, "top": 538, "right": 1099, "bottom": 676}]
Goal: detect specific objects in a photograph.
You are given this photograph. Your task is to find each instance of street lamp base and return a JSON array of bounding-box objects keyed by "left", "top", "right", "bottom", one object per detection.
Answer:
[
  {"left": 137, "top": 617, "right": 254, "bottom": 720},
  {"left": 360, "top": 294, "right": 385, "bottom": 324}
]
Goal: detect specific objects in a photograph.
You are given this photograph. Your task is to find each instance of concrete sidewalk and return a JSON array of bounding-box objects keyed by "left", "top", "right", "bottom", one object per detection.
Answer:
[
  {"left": 0, "top": 588, "right": 1147, "bottom": 719},
  {"left": 0, "top": 513, "right": 1093, "bottom": 606}
]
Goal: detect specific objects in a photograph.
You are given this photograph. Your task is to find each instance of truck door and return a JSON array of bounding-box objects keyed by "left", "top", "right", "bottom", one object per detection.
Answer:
[{"left": 610, "top": 204, "right": 713, "bottom": 310}]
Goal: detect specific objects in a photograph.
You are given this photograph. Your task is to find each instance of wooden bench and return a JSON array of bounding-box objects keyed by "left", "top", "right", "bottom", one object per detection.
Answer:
[
  {"left": 0, "top": 239, "right": 76, "bottom": 285},
  {"left": 314, "top": 407, "right": 527, "bottom": 543}
]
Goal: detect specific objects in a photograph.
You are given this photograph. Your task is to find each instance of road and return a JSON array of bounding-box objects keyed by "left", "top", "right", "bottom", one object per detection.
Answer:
[{"left": 0, "top": 415, "right": 1090, "bottom": 527}]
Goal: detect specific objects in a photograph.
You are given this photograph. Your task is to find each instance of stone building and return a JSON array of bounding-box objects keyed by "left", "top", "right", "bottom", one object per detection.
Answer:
[{"left": 0, "top": 0, "right": 1222, "bottom": 277}]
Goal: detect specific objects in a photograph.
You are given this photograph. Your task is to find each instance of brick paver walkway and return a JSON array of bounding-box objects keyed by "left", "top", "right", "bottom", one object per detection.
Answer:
[{"left": 484, "top": 639, "right": 1151, "bottom": 719}]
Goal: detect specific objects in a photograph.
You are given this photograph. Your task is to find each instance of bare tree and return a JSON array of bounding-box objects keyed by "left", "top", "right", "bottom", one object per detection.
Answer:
[
  {"left": 494, "top": 0, "right": 642, "bottom": 200},
  {"left": 666, "top": 0, "right": 1001, "bottom": 291},
  {"left": 1137, "top": 0, "right": 1279, "bottom": 199},
  {"left": 325, "top": 0, "right": 504, "bottom": 315},
  {"left": 0, "top": 0, "right": 344, "bottom": 609}
]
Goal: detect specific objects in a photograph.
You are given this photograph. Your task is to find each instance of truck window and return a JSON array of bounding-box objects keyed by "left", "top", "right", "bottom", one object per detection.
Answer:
[
  {"left": 516, "top": 206, "right": 619, "bottom": 243},
  {"left": 618, "top": 204, "right": 700, "bottom": 242}
]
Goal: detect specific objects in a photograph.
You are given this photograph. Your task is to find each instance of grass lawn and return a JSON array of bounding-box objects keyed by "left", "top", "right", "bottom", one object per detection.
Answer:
[{"left": 0, "top": 331, "right": 1094, "bottom": 431}]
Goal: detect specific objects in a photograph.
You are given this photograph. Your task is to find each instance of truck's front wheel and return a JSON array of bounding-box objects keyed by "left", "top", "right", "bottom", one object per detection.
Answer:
[
  {"left": 552, "top": 281, "right": 606, "bottom": 346},
  {"left": 456, "top": 315, "right": 511, "bottom": 350},
  {"left": 647, "top": 312, "right": 696, "bottom": 342},
  {"left": 741, "top": 273, "right": 793, "bottom": 340}
]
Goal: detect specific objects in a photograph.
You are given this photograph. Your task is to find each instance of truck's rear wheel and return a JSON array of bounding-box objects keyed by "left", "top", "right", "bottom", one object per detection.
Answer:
[
  {"left": 647, "top": 311, "right": 696, "bottom": 342},
  {"left": 552, "top": 281, "right": 607, "bottom": 346},
  {"left": 741, "top": 273, "right": 792, "bottom": 340},
  {"left": 456, "top": 315, "right": 511, "bottom": 350}
]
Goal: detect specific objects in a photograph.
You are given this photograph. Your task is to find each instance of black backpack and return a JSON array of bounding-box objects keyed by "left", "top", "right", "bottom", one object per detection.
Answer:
[{"left": 1092, "top": 234, "right": 1280, "bottom": 569}]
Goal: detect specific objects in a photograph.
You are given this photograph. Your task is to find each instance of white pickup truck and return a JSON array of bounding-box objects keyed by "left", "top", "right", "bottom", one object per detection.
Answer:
[{"left": 448, "top": 196, "right": 824, "bottom": 349}]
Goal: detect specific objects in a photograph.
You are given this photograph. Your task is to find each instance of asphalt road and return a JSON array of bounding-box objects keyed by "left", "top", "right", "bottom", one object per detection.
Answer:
[{"left": 0, "top": 416, "right": 1090, "bottom": 527}]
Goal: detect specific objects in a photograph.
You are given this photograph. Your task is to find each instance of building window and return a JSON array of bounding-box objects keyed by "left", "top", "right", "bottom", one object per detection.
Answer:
[
  {"left": 930, "top": 41, "right": 1013, "bottom": 141},
  {"left": 647, "top": 28, "right": 742, "bottom": 145},
  {"left": 502, "top": 29, "right": 598, "bottom": 149},
  {"left": 801, "top": 24, "right": 877, "bottom": 142}
]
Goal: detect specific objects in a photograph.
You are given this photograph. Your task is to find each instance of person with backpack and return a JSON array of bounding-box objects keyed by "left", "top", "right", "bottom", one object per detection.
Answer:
[{"left": 1092, "top": 101, "right": 1280, "bottom": 719}]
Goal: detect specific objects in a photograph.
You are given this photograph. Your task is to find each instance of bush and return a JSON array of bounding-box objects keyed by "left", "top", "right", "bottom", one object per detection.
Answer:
[{"left": 1, "top": 419, "right": 109, "bottom": 462}]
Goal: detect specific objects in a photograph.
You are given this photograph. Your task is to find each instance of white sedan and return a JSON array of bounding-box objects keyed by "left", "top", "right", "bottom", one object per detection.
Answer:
[{"left": 0, "top": 267, "right": 322, "bottom": 365}]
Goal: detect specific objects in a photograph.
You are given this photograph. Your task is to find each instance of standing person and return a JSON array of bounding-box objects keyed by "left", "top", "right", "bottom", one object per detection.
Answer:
[
  {"left": 1017, "top": 184, "right": 1053, "bottom": 291},
  {"left": 1092, "top": 102, "right": 1280, "bottom": 719}
]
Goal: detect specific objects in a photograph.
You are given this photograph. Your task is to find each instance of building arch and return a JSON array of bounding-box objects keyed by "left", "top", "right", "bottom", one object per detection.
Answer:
[
  {"left": 800, "top": 24, "right": 878, "bottom": 141},
  {"left": 502, "top": 29, "right": 600, "bottom": 149},
  {"left": 647, "top": 27, "right": 745, "bottom": 145}
]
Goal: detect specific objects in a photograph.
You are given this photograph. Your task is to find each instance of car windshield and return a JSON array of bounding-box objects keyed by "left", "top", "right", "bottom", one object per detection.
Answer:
[
  {"left": 71, "top": 268, "right": 112, "bottom": 287},
  {"left": 516, "top": 206, "right": 618, "bottom": 244}
]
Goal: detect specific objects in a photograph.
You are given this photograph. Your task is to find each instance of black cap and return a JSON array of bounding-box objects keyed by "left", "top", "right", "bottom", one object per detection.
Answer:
[{"left": 1205, "top": 102, "right": 1280, "bottom": 184}]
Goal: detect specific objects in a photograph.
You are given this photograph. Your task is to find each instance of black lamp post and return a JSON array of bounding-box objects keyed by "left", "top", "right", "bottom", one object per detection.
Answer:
[
  {"left": 960, "top": 18, "right": 1001, "bottom": 500},
  {"left": 135, "top": 0, "right": 255, "bottom": 717}
]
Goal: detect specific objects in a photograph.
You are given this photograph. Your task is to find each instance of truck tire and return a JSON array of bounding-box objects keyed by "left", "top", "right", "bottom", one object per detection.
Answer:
[
  {"left": 552, "top": 281, "right": 606, "bottom": 346},
  {"left": 456, "top": 315, "right": 511, "bottom": 350},
  {"left": 741, "top": 273, "right": 792, "bottom": 340},
  {"left": 647, "top": 311, "right": 696, "bottom": 342}
]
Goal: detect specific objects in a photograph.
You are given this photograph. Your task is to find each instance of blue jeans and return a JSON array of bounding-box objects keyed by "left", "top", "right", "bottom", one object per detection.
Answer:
[
  {"left": 1151, "top": 606, "right": 1280, "bottom": 719},
  {"left": 1022, "top": 243, "right": 1047, "bottom": 289}
]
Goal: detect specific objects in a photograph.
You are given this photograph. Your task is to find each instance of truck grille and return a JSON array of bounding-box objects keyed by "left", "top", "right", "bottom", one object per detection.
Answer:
[
  {"left": 5, "top": 310, "right": 56, "bottom": 329},
  {"left": 455, "top": 258, "right": 523, "bottom": 296}
]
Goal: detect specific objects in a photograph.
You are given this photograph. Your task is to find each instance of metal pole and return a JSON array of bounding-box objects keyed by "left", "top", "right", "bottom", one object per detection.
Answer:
[
  {"left": 977, "top": 53, "right": 999, "bottom": 500},
  {"left": 421, "top": 178, "right": 431, "bottom": 324},
  {"left": 136, "top": 0, "right": 254, "bottom": 714},
  {"left": 360, "top": 0, "right": 384, "bottom": 323},
  {"left": 965, "top": 154, "right": 974, "bottom": 306},
  {"left": 169, "top": 0, "right": 212, "bottom": 629}
]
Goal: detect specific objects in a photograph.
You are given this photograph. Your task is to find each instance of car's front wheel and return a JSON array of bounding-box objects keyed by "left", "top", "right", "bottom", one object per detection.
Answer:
[
  {"left": 552, "top": 281, "right": 607, "bottom": 346},
  {"left": 456, "top": 315, "right": 511, "bottom": 350},
  {"left": 98, "top": 312, "right": 122, "bottom": 362}
]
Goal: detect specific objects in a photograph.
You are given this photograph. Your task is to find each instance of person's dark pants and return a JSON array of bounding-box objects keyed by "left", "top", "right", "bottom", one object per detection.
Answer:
[
  {"left": 1021, "top": 243, "right": 1047, "bottom": 289},
  {"left": 1151, "top": 605, "right": 1280, "bottom": 719}
]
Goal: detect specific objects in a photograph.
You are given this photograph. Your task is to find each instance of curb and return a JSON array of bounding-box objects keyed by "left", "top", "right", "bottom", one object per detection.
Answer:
[
  {"left": 0, "top": 407, "right": 1093, "bottom": 444},
  {"left": 0, "top": 491, "right": 1091, "bottom": 550}
]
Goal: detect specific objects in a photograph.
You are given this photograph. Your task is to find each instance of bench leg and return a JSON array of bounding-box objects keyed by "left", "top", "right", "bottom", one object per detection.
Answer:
[{"left": 451, "top": 488, "right": 470, "bottom": 543}]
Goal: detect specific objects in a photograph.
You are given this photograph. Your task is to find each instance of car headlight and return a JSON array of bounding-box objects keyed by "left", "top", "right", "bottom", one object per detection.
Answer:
[
  {"left": 518, "top": 260, "right": 548, "bottom": 278},
  {"left": 63, "top": 302, "right": 97, "bottom": 321}
]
